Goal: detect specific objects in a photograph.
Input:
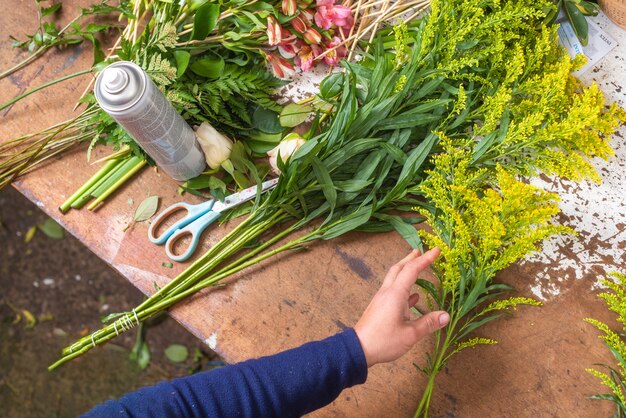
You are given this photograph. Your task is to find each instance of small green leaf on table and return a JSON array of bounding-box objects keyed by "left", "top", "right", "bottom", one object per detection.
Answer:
[
  {"left": 165, "top": 344, "right": 189, "bottom": 363},
  {"left": 38, "top": 218, "right": 65, "bottom": 239},
  {"left": 134, "top": 195, "right": 159, "bottom": 222}
]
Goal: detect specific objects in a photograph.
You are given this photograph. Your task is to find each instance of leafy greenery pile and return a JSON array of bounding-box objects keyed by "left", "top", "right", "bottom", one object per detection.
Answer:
[
  {"left": 0, "top": 0, "right": 285, "bottom": 194},
  {"left": 586, "top": 273, "right": 626, "bottom": 417},
  {"left": 50, "top": 0, "right": 624, "bottom": 392}
]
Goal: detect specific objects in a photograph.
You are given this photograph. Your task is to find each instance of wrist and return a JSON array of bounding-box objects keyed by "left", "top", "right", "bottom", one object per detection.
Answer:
[{"left": 354, "top": 324, "right": 376, "bottom": 367}]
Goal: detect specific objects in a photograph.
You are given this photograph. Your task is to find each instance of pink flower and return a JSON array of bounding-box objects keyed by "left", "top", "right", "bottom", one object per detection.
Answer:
[
  {"left": 280, "top": 38, "right": 305, "bottom": 59},
  {"left": 282, "top": 0, "right": 297, "bottom": 16},
  {"left": 322, "top": 36, "right": 346, "bottom": 66},
  {"left": 279, "top": 27, "right": 296, "bottom": 44},
  {"left": 267, "top": 16, "right": 282, "bottom": 46},
  {"left": 302, "top": 8, "right": 315, "bottom": 22},
  {"left": 291, "top": 14, "right": 310, "bottom": 34},
  {"left": 303, "top": 27, "right": 322, "bottom": 44},
  {"left": 295, "top": 44, "right": 322, "bottom": 72},
  {"left": 265, "top": 52, "right": 295, "bottom": 79},
  {"left": 314, "top": 0, "right": 354, "bottom": 31}
]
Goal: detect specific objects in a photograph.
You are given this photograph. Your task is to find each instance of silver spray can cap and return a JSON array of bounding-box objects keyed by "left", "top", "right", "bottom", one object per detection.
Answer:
[{"left": 95, "top": 62, "right": 147, "bottom": 114}]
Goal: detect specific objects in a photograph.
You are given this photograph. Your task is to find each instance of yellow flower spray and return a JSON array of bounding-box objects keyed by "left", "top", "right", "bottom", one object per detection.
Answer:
[
  {"left": 586, "top": 272, "right": 626, "bottom": 415},
  {"left": 410, "top": 1, "right": 625, "bottom": 415}
]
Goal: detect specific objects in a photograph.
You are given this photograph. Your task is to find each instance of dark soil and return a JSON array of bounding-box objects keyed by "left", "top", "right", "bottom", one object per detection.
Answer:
[{"left": 0, "top": 187, "right": 221, "bottom": 417}]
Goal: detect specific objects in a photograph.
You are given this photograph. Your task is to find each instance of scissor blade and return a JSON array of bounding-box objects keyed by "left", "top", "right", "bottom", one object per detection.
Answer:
[{"left": 212, "top": 178, "right": 279, "bottom": 212}]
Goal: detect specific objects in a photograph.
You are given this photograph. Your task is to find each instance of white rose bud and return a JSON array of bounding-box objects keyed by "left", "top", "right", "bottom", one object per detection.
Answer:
[
  {"left": 267, "top": 133, "right": 306, "bottom": 175},
  {"left": 195, "top": 122, "right": 233, "bottom": 169}
]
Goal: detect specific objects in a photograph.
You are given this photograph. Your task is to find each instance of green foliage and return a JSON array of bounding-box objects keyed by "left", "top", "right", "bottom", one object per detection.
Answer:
[
  {"left": 586, "top": 273, "right": 626, "bottom": 416},
  {"left": 280, "top": 103, "right": 312, "bottom": 128},
  {"left": 191, "top": 2, "right": 220, "bottom": 41},
  {"left": 366, "top": 0, "right": 624, "bottom": 415},
  {"left": 10, "top": 0, "right": 131, "bottom": 64},
  {"left": 169, "top": 64, "right": 284, "bottom": 136},
  {"left": 415, "top": 144, "right": 560, "bottom": 378},
  {"left": 145, "top": 54, "right": 177, "bottom": 87},
  {"left": 91, "top": 0, "right": 285, "bottom": 165}
]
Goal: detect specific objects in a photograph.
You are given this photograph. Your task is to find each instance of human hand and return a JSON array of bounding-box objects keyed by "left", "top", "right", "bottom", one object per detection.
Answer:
[{"left": 354, "top": 248, "right": 449, "bottom": 367}]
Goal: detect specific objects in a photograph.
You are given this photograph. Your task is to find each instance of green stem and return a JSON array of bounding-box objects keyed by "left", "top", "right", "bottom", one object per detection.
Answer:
[
  {"left": 0, "top": 69, "right": 91, "bottom": 112},
  {"left": 16, "top": 138, "right": 81, "bottom": 176},
  {"left": 0, "top": 114, "right": 81, "bottom": 189},
  {"left": 52, "top": 214, "right": 299, "bottom": 363},
  {"left": 50, "top": 221, "right": 300, "bottom": 370},
  {"left": 59, "top": 158, "right": 122, "bottom": 213},
  {"left": 0, "top": 46, "right": 48, "bottom": 80},
  {"left": 129, "top": 213, "right": 273, "bottom": 314},
  {"left": 91, "top": 157, "right": 141, "bottom": 197},
  {"left": 194, "top": 228, "right": 316, "bottom": 290},
  {"left": 415, "top": 369, "right": 438, "bottom": 418},
  {"left": 69, "top": 161, "right": 123, "bottom": 209},
  {"left": 88, "top": 157, "right": 147, "bottom": 210},
  {"left": 141, "top": 212, "right": 285, "bottom": 307},
  {"left": 414, "top": 314, "right": 462, "bottom": 416},
  {"left": 1, "top": 9, "right": 86, "bottom": 81}
]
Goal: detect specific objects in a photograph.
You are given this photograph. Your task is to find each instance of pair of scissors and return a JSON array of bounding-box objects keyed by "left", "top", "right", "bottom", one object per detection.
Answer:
[{"left": 148, "top": 178, "right": 278, "bottom": 262}]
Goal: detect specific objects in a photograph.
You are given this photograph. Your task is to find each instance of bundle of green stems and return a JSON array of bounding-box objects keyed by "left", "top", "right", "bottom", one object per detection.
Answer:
[{"left": 58, "top": 152, "right": 146, "bottom": 212}]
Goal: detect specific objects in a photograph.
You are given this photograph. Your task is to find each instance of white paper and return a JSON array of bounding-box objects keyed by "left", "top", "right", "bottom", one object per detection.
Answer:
[{"left": 556, "top": 12, "right": 618, "bottom": 75}]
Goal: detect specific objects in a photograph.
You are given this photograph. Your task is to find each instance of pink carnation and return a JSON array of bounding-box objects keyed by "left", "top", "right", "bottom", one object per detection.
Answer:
[{"left": 314, "top": 0, "right": 354, "bottom": 31}]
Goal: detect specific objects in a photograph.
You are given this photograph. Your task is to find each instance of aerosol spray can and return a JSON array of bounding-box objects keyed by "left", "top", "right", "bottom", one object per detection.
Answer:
[{"left": 94, "top": 61, "right": 206, "bottom": 181}]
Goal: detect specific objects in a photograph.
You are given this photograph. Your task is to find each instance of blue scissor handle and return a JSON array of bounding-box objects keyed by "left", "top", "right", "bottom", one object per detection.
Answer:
[
  {"left": 164, "top": 210, "right": 222, "bottom": 262},
  {"left": 148, "top": 200, "right": 215, "bottom": 245}
]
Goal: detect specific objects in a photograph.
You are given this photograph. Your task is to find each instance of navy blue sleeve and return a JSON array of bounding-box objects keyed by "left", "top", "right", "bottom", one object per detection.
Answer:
[{"left": 83, "top": 328, "right": 368, "bottom": 418}]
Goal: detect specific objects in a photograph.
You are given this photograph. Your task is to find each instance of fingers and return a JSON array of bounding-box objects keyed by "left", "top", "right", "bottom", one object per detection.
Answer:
[
  {"left": 408, "top": 293, "right": 420, "bottom": 308},
  {"left": 394, "top": 247, "right": 440, "bottom": 291},
  {"left": 382, "top": 249, "right": 421, "bottom": 287},
  {"left": 410, "top": 311, "right": 449, "bottom": 341}
]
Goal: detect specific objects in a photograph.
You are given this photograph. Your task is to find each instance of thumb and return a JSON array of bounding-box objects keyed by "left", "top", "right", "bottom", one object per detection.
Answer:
[{"left": 410, "top": 311, "right": 449, "bottom": 341}]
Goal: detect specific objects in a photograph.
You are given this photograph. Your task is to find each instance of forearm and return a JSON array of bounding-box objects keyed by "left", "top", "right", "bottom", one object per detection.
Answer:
[{"left": 82, "top": 328, "right": 368, "bottom": 418}]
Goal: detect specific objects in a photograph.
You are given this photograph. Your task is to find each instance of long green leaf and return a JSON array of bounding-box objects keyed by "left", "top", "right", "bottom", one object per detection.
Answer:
[
  {"left": 311, "top": 157, "right": 337, "bottom": 218},
  {"left": 416, "top": 278, "right": 442, "bottom": 307},
  {"left": 191, "top": 3, "right": 219, "bottom": 40},
  {"left": 322, "top": 206, "right": 372, "bottom": 240},
  {"left": 454, "top": 314, "right": 503, "bottom": 342},
  {"left": 375, "top": 213, "right": 424, "bottom": 251}
]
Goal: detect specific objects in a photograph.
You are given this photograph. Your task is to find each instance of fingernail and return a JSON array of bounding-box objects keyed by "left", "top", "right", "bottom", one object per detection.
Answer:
[{"left": 439, "top": 313, "right": 450, "bottom": 326}]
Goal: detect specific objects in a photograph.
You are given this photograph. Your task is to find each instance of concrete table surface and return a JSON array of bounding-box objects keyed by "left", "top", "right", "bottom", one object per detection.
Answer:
[{"left": 1, "top": 2, "right": 625, "bottom": 416}]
